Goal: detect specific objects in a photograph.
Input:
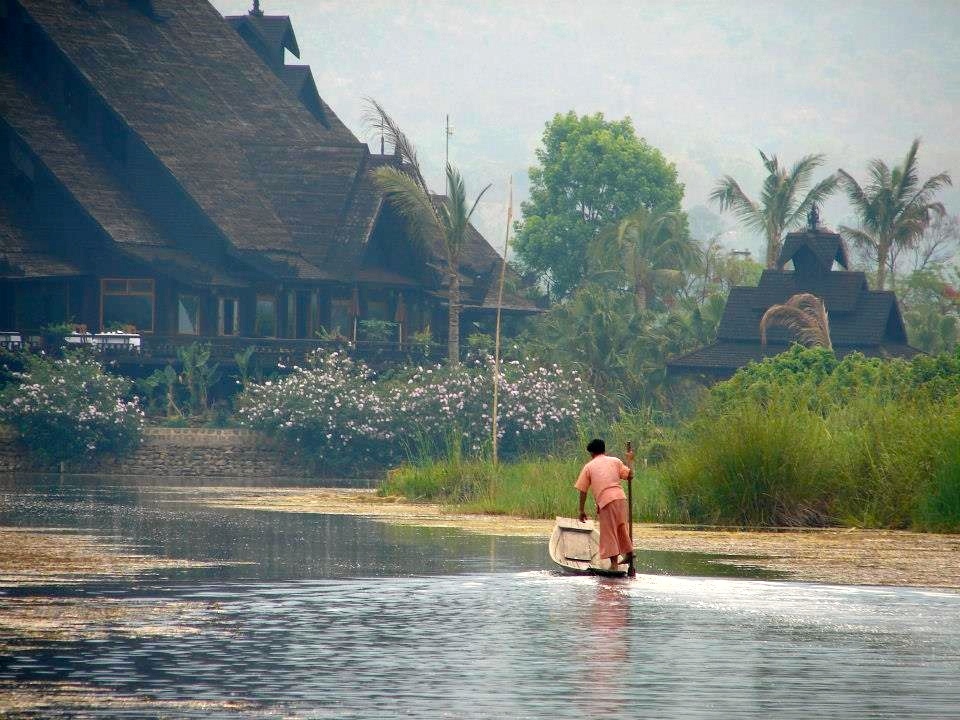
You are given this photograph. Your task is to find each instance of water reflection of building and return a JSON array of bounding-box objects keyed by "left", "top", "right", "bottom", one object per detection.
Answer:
[{"left": 0, "top": 0, "right": 538, "bottom": 364}]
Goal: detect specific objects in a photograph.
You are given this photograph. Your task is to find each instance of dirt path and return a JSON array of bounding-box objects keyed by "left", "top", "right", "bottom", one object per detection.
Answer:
[{"left": 186, "top": 486, "right": 960, "bottom": 590}]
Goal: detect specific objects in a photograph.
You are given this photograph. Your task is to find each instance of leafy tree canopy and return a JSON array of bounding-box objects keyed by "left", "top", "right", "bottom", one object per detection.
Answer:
[{"left": 514, "top": 111, "right": 685, "bottom": 299}]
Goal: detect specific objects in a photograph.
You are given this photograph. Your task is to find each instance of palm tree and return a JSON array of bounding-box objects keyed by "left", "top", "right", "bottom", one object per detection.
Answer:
[
  {"left": 366, "top": 100, "right": 490, "bottom": 366},
  {"left": 711, "top": 151, "right": 837, "bottom": 269},
  {"left": 759, "top": 293, "right": 831, "bottom": 350},
  {"left": 591, "top": 207, "right": 701, "bottom": 312},
  {"left": 838, "top": 139, "right": 952, "bottom": 291}
]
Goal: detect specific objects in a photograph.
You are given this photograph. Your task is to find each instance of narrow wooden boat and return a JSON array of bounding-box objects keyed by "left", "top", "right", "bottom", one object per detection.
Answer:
[{"left": 549, "top": 516, "right": 628, "bottom": 577}]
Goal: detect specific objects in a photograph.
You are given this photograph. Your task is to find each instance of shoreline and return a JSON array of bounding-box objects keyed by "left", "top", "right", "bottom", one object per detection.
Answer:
[{"left": 187, "top": 487, "right": 960, "bottom": 590}]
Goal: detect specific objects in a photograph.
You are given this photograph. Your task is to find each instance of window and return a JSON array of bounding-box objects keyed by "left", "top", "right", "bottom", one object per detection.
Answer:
[
  {"left": 366, "top": 299, "right": 389, "bottom": 321},
  {"left": 177, "top": 294, "right": 200, "bottom": 335},
  {"left": 14, "top": 281, "right": 68, "bottom": 330},
  {"left": 284, "top": 290, "right": 296, "bottom": 338},
  {"left": 218, "top": 297, "right": 239, "bottom": 336},
  {"left": 329, "top": 298, "right": 352, "bottom": 339},
  {"left": 254, "top": 295, "right": 276, "bottom": 337},
  {"left": 101, "top": 278, "right": 154, "bottom": 332}
]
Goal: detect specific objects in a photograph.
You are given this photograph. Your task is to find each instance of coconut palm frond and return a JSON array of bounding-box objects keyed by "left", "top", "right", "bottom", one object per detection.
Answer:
[
  {"left": 760, "top": 293, "right": 831, "bottom": 349},
  {"left": 372, "top": 166, "right": 441, "bottom": 248},
  {"left": 711, "top": 175, "right": 765, "bottom": 234},
  {"left": 787, "top": 174, "right": 838, "bottom": 229},
  {"left": 838, "top": 139, "right": 952, "bottom": 289},
  {"left": 838, "top": 225, "right": 878, "bottom": 252},
  {"left": 363, "top": 98, "right": 429, "bottom": 192}
]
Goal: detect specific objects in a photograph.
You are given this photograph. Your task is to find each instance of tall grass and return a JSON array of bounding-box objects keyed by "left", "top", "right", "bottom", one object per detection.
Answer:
[
  {"left": 663, "top": 383, "right": 960, "bottom": 531},
  {"left": 382, "top": 456, "right": 673, "bottom": 522}
]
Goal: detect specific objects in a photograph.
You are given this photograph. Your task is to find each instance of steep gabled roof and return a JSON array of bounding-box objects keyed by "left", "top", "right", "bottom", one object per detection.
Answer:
[
  {"left": 17, "top": 0, "right": 372, "bottom": 278},
  {"left": 225, "top": 12, "right": 300, "bottom": 68},
  {"left": 0, "top": 202, "right": 83, "bottom": 278},
  {"left": 777, "top": 228, "right": 850, "bottom": 271},
  {"left": 670, "top": 223, "right": 919, "bottom": 376},
  {"left": 0, "top": 67, "right": 169, "bottom": 251}
]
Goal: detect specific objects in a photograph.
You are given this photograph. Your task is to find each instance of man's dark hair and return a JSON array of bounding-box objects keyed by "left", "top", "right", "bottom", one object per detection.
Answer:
[{"left": 586, "top": 438, "right": 605, "bottom": 455}]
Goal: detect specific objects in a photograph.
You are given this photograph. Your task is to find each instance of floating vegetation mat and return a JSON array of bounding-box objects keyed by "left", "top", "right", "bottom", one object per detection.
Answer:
[
  {"left": 0, "top": 681, "right": 262, "bottom": 717},
  {"left": 0, "top": 527, "right": 240, "bottom": 653},
  {"left": 0, "top": 596, "right": 227, "bottom": 648},
  {"left": 189, "top": 487, "right": 960, "bottom": 590},
  {"left": 181, "top": 486, "right": 555, "bottom": 536},
  {"left": 0, "top": 527, "right": 229, "bottom": 587}
]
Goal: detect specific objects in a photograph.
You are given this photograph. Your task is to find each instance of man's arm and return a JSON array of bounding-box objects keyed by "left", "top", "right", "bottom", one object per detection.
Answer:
[{"left": 578, "top": 490, "right": 588, "bottom": 523}]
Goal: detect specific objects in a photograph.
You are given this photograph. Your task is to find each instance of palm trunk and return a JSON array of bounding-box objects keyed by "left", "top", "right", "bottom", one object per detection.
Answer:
[
  {"left": 766, "top": 231, "right": 781, "bottom": 269},
  {"left": 447, "top": 269, "right": 461, "bottom": 366},
  {"left": 633, "top": 282, "right": 652, "bottom": 313},
  {"left": 876, "top": 241, "right": 889, "bottom": 290},
  {"left": 633, "top": 279, "right": 647, "bottom": 312}
]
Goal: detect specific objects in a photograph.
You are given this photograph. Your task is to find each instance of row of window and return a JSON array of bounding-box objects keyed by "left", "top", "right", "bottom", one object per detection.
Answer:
[
  {"left": 9, "top": 278, "right": 418, "bottom": 338},
  {"left": 101, "top": 279, "right": 252, "bottom": 336}
]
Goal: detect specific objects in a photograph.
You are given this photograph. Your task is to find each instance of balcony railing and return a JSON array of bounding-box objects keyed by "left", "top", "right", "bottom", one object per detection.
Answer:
[{"left": 12, "top": 332, "right": 445, "bottom": 367}]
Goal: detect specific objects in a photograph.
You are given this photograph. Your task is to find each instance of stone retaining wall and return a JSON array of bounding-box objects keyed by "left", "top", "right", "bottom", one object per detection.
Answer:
[{"left": 0, "top": 427, "right": 319, "bottom": 479}]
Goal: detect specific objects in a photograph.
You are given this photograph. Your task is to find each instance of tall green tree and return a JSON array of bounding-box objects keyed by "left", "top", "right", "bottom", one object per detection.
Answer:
[
  {"left": 367, "top": 100, "right": 490, "bottom": 366},
  {"left": 838, "top": 139, "right": 952, "bottom": 291},
  {"left": 710, "top": 151, "right": 837, "bottom": 269},
  {"left": 590, "top": 208, "right": 701, "bottom": 311},
  {"left": 514, "top": 111, "right": 685, "bottom": 299}
]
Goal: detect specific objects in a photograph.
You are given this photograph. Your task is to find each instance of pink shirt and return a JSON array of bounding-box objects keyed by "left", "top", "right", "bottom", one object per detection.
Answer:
[{"left": 575, "top": 454, "right": 630, "bottom": 509}]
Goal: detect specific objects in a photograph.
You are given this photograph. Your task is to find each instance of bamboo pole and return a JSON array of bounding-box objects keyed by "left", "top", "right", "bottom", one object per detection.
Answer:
[{"left": 491, "top": 176, "right": 513, "bottom": 466}]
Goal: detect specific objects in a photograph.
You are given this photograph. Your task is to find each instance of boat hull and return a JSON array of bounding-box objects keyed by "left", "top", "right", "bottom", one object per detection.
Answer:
[{"left": 548, "top": 516, "right": 627, "bottom": 577}]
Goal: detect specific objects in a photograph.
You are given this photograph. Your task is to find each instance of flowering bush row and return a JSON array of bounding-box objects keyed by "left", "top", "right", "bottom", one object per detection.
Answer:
[
  {"left": 0, "top": 354, "right": 144, "bottom": 465},
  {"left": 235, "top": 350, "right": 598, "bottom": 471},
  {"left": 234, "top": 352, "right": 392, "bottom": 470}
]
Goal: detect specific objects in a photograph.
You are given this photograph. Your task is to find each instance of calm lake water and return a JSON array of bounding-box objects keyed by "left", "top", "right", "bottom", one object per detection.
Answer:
[{"left": 2, "top": 474, "right": 960, "bottom": 719}]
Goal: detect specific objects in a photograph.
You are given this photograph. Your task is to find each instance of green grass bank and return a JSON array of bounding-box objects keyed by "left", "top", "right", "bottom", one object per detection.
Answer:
[{"left": 383, "top": 348, "right": 960, "bottom": 533}]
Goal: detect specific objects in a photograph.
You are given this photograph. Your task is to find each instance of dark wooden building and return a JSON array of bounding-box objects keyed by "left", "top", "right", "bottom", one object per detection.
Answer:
[
  {"left": 0, "top": 0, "right": 537, "bottom": 361},
  {"left": 668, "top": 213, "right": 920, "bottom": 379}
]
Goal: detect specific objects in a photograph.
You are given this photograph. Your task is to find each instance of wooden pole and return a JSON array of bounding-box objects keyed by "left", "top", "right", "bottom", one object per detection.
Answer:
[
  {"left": 625, "top": 440, "right": 635, "bottom": 578},
  {"left": 491, "top": 176, "right": 512, "bottom": 466}
]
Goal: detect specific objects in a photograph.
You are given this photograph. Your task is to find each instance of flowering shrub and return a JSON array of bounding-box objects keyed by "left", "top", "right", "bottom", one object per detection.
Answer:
[
  {"left": 388, "top": 358, "right": 597, "bottom": 457},
  {"left": 0, "top": 353, "right": 143, "bottom": 465},
  {"left": 235, "top": 351, "right": 393, "bottom": 471},
  {"left": 237, "top": 350, "right": 597, "bottom": 470}
]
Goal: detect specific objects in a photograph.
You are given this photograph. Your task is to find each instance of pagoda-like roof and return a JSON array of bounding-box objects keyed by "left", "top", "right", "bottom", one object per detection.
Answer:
[
  {"left": 777, "top": 228, "right": 850, "bottom": 271},
  {"left": 669, "top": 223, "right": 920, "bottom": 378}
]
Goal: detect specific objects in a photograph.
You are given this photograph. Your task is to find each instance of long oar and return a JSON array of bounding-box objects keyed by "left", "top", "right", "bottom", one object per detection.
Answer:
[{"left": 626, "top": 441, "right": 636, "bottom": 578}]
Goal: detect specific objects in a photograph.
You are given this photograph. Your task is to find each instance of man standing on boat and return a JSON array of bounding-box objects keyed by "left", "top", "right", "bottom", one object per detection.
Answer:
[{"left": 576, "top": 438, "right": 635, "bottom": 573}]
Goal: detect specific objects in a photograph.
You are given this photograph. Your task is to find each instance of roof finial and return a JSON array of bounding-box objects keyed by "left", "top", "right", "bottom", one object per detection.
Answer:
[
  {"left": 808, "top": 203, "right": 820, "bottom": 231},
  {"left": 250, "top": 0, "right": 263, "bottom": 17}
]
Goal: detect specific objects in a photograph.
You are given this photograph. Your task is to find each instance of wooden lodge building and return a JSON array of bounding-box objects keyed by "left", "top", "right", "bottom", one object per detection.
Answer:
[
  {"left": 0, "top": 0, "right": 537, "bottom": 362},
  {"left": 668, "top": 211, "right": 921, "bottom": 379}
]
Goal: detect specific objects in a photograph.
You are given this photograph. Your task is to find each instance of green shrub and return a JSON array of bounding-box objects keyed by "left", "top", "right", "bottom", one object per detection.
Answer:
[
  {"left": 912, "top": 412, "right": 960, "bottom": 532},
  {"left": 665, "top": 398, "right": 843, "bottom": 526},
  {"left": 662, "top": 346, "right": 960, "bottom": 531},
  {"left": 0, "top": 353, "right": 143, "bottom": 465}
]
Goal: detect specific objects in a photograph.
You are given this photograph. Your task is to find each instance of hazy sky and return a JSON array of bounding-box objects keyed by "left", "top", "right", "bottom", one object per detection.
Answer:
[{"left": 213, "top": 0, "right": 960, "bottom": 257}]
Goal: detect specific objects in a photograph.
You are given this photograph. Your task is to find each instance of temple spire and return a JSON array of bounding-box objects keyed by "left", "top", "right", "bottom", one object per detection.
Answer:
[{"left": 808, "top": 203, "right": 820, "bottom": 231}]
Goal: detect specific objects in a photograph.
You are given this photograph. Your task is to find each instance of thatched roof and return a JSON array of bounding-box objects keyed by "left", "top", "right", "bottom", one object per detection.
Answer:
[{"left": 3, "top": 0, "right": 528, "bottom": 300}]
